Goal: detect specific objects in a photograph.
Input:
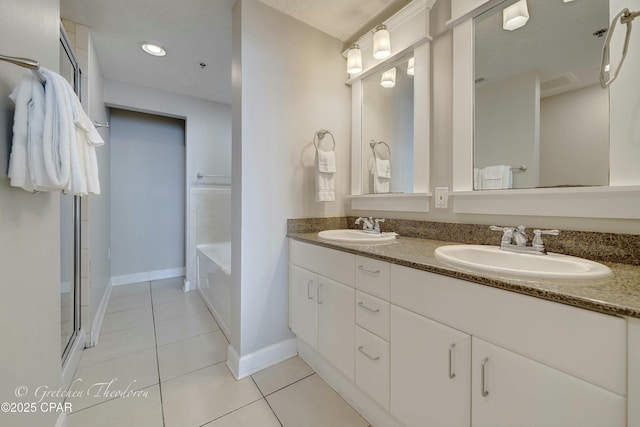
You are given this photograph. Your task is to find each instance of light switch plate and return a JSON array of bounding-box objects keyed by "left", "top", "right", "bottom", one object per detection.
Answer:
[{"left": 435, "top": 187, "right": 449, "bottom": 208}]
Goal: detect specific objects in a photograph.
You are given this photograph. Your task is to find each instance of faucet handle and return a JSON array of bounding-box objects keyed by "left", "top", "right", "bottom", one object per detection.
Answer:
[
  {"left": 374, "top": 218, "right": 385, "bottom": 231},
  {"left": 532, "top": 229, "right": 560, "bottom": 250},
  {"left": 490, "top": 226, "right": 515, "bottom": 245}
]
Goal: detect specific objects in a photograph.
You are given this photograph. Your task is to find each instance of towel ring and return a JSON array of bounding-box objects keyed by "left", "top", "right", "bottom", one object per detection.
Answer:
[
  {"left": 313, "top": 129, "right": 336, "bottom": 151},
  {"left": 370, "top": 140, "right": 391, "bottom": 160}
]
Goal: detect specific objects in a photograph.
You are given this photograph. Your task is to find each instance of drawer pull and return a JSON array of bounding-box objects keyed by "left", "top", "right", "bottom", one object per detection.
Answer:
[
  {"left": 358, "top": 265, "right": 380, "bottom": 275},
  {"left": 448, "top": 344, "right": 456, "bottom": 379},
  {"left": 481, "top": 357, "right": 489, "bottom": 397},
  {"left": 317, "top": 283, "right": 323, "bottom": 304},
  {"left": 307, "top": 280, "right": 314, "bottom": 300},
  {"left": 358, "top": 301, "right": 381, "bottom": 313},
  {"left": 358, "top": 346, "right": 380, "bottom": 361}
]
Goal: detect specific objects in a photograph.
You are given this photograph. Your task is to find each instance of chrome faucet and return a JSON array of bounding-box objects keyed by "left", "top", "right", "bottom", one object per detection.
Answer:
[
  {"left": 490, "top": 225, "right": 559, "bottom": 255},
  {"left": 355, "top": 217, "right": 385, "bottom": 234}
]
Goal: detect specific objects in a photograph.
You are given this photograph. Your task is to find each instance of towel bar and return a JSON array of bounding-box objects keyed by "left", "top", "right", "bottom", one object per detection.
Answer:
[{"left": 0, "top": 54, "right": 45, "bottom": 84}]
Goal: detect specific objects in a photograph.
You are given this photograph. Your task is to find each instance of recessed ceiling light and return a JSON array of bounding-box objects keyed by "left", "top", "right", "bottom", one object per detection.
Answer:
[{"left": 140, "top": 42, "right": 166, "bottom": 57}]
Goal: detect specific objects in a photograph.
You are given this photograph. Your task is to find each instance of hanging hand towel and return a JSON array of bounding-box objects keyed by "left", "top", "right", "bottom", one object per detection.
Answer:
[
  {"left": 316, "top": 149, "right": 336, "bottom": 201},
  {"left": 8, "top": 75, "right": 40, "bottom": 192},
  {"left": 481, "top": 165, "right": 512, "bottom": 189},
  {"left": 372, "top": 158, "right": 391, "bottom": 193}
]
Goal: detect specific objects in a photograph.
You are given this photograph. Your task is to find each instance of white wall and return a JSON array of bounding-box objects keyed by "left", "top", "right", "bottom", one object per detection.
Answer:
[
  {"left": 232, "top": 0, "right": 351, "bottom": 367},
  {"left": 104, "top": 79, "right": 231, "bottom": 286},
  {"left": 0, "top": 1, "right": 62, "bottom": 426},
  {"left": 110, "top": 109, "right": 185, "bottom": 277},
  {"left": 540, "top": 84, "right": 609, "bottom": 187}
]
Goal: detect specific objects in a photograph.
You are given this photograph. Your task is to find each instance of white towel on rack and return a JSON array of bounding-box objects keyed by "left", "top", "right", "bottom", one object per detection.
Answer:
[
  {"left": 316, "top": 149, "right": 335, "bottom": 201},
  {"left": 8, "top": 75, "right": 40, "bottom": 191},
  {"left": 372, "top": 158, "right": 391, "bottom": 193},
  {"left": 8, "top": 68, "right": 104, "bottom": 195},
  {"left": 480, "top": 165, "right": 512, "bottom": 189}
]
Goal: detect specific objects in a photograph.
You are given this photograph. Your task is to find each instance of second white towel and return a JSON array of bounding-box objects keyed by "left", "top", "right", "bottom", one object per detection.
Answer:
[
  {"left": 372, "top": 158, "right": 391, "bottom": 193},
  {"left": 316, "top": 149, "right": 336, "bottom": 201}
]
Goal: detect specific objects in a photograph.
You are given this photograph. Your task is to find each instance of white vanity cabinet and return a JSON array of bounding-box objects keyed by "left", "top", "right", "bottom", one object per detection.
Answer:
[
  {"left": 390, "top": 305, "right": 471, "bottom": 427},
  {"left": 289, "top": 241, "right": 356, "bottom": 381},
  {"left": 471, "top": 337, "right": 626, "bottom": 427},
  {"left": 288, "top": 240, "right": 630, "bottom": 427}
]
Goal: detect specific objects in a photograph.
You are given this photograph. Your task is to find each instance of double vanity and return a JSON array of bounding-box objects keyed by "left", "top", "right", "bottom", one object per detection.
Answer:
[{"left": 287, "top": 218, "right": 640, "bottom": 427}]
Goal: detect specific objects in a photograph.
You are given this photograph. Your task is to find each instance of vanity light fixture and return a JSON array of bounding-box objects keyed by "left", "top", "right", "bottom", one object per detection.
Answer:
[
  {"left": 373, "top": 24, "right": 391, "bottom": 59},
  {"left": 503, "top": 0, "right": 530, "bottom": 31},
  {"left": 140, "top": 42, "right": 166, "bottom": 57},
  {"left": 407, "top": 57, "right": 415, "bottom": 76},
  {"left": 380, "top": 67, "right": 396, "bottom": 88},
  {"left": 347, "top": 44, "right": 363, "bottom": 74}
]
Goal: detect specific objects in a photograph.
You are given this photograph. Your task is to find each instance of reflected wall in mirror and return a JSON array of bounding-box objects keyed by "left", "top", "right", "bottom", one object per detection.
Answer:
[
  {"left": 361, "top": 54, "right": 414, "bottom": 194},
  {"left": 474, "top": 0, "right": 610, "bottom": 190}
]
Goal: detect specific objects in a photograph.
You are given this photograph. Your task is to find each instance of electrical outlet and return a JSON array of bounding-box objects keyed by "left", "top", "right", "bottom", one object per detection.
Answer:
[{"left": 435, "top": 187, "right": 449, "bottom": 208}]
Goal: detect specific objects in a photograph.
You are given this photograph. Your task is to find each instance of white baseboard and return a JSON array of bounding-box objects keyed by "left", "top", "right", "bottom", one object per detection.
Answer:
[
  {"left": 226, "top": 338, "right": 298, "bottom": 380},
  {"left": 297, "top": 339, "right": 403, "bottom": 427},
  {"left": 183, "top": 278, "right": 191, "bottom": 292},
  {"left": 111, "top": 267, "right": 186, "bottom": 286},
  {"left": 89, "top": 279, "right": 113, "bottom": 347},
  {"left": 61, "top": 328, "right": 85, "bottom": 392}
]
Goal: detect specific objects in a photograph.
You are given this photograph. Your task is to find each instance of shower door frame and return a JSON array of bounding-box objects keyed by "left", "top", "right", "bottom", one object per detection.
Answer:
[{"left": 60, "top": 23, "right": 82, "bottom": 365}]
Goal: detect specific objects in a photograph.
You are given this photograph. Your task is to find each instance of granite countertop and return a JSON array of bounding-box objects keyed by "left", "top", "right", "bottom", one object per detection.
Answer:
[{"left": 288, "top": 232, "right": 640, "bottom": 319}]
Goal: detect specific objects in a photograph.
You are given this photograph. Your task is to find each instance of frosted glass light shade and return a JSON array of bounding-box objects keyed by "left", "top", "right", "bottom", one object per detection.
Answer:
[
  {"left": 380, "top": 68, "right": 396, "bottom": 88},
  {"left": 407, "top": 57, "right": 415, "bottom": 76},
  {"left": 347, "top": 45, "right": 363, "bottom": 74},
  {"left": 140, "top": 42, "right": 166, "bottom": 56},
  {"left": 373, "top": 24, "right": 391, "bottom": 59},
  {"left": 503, "top": 0, "right": 529, "bottom": 31}
]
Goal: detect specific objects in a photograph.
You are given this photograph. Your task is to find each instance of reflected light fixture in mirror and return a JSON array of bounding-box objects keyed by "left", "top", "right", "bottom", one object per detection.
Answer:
[
  {"left": 407, "top": 57, "right": 415, "bottom": 76},
  {"left": 503, "top": 0, "right": 530, "bottom": 31},
  {"left": 373, "top": 24, "right": 391, "bottom": 59},
  {"left": 380, "top": 68, "right": 397, "bottom": 88},
  {"left": 347, "top": 44, "right": 363, "bottom": 74}
]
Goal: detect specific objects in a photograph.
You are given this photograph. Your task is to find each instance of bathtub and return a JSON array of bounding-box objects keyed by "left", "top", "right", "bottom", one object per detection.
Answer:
[{"left": 196, "top": 242, "right": 231, "bottom": 338}]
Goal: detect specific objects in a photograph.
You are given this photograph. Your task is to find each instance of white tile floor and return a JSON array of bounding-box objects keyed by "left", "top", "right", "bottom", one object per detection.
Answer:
[{"left": 66, "top": 277, "right": 371, "bottom": 427}]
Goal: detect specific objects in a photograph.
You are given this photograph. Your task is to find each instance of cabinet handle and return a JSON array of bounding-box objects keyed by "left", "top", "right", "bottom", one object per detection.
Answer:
[
  {"left": 358, "top": 301, "right": 380, "bottom": 313},
  {"left": 358, "top": 265, "right": 380, "bottom": 275},
  {"left": 448, "top": 344, "right": 456, "bottom": 379},
  {"left": 481, "top": 357, "right": 489, "bottom": 397},
  {"left": 307, "top": 280, "right": 314, "bottom": 300},
  {"left": 358, "top": 345, "right": 380, "bottom": 361},
  {"left": 317, "top": 283, "right": 323, "bottom": 304}
]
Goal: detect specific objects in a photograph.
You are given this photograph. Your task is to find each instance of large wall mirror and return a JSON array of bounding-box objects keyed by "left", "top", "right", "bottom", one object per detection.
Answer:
[
  {"left": 473, "top": 0, "right": 610, "bottom": 190},
  {"left": 362, "top": 54, "right": 415, "bottom": 194}
]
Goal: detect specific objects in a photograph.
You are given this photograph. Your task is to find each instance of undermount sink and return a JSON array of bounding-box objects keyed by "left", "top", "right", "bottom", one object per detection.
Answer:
[
  {"left": 434, "top": 245, "right": 613, "bottom": 280},
  {"left": 318, "top": 229, "right": 397, "bottom": 244}
]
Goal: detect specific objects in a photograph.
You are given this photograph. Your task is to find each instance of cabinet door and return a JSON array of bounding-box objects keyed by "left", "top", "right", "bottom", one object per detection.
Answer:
[
  {"left": 318, "top": 276, "right": 355, "bottom": 382},
  {"left": 472, "top": 337, "right": 626, "bottom": 427},
  {"left": 390, "top": 306, "right": 471, "bottom": 427},
  {"left": 289, "top": 265, "right": 318, "bottom": 348}
]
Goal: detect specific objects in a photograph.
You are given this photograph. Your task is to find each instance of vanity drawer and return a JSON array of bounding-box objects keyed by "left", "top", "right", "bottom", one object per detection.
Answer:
[
  {"left": 355, "top": 326, "right": 390, "bottom": 410},
  {"left": 355, "top": 290, "right": 390, "bottom": 340},
  {"left": 355, "top": 256, "right": 390, "bottom": 300},
  {"left": 290, "top": 240, "right": 355, "bottom": 287}
]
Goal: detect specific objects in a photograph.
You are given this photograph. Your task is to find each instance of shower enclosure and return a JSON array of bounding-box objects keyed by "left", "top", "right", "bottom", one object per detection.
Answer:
[{"left": 59, "top": 24, "right": 82, "bottom": 364}]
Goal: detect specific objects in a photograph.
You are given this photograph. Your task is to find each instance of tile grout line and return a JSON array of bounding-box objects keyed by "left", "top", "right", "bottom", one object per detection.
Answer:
[
  {"left": 149, "top": 282, "right": 167, "bottom": 427},
  {"left": 156, "top": 327, "right": 223, "bottom": 349},
  {"left": 262, "top": 371, "right": 317, "bottom": 398},
  {"left": 250, "top": 376, "right": 284, "bottom": 427}
]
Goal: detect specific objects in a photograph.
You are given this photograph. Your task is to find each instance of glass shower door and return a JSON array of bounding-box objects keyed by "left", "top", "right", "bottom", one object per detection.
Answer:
[{"left": 59, "top": 24, "right": 81, "bottom": 363}]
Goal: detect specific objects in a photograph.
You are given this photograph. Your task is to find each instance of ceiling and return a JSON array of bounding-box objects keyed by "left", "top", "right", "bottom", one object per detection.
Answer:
[{"left": 60, "top": 0, "right": 407, "bottom": 106}]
